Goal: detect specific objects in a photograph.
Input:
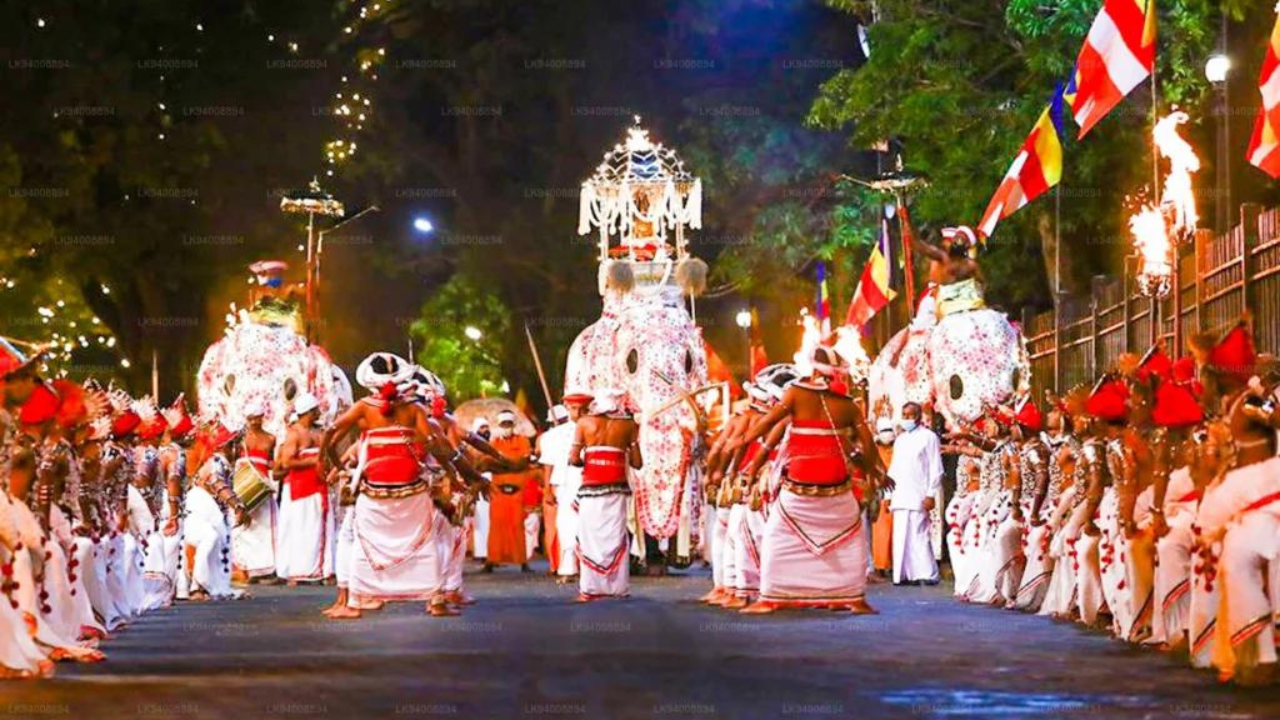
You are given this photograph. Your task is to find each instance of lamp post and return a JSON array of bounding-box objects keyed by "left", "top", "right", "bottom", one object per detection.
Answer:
[
  {"left": 735, "top": 309, "right": 752, "bottom": 378},
  {"left": 313, "top": 205, "right": 380, "bottom": 340},
  {"left": 1206, "top": 51, "right": 1231, "bottom": 234}
]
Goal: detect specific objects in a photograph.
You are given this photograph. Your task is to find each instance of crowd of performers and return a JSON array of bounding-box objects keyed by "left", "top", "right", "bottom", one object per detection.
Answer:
[
  {"left": 0, "top": 331, "right": 665, "bottom": 678},
  {"left": 698, "top": 315, "right": 1280, "bottom": 686},
  {"left": 942, "top": 318, "right": 1280, "bottom": 687}
]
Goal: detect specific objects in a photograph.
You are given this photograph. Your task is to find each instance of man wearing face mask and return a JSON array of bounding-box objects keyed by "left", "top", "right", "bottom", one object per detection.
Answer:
[
  {"left": 470, "top": 418, "right": 492, "bottom": 563},
  {"left": 871, "top": 417, "right": 897, "bottom": 578},
  {"left": 887, "top": 403, "right": 943, "bottom": 585}
]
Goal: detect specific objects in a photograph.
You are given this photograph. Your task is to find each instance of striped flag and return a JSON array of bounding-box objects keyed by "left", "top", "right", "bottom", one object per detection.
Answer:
[
  {"left": 1248, "top": 7, "right": 1280, "bottom": 177},
  {"left": 815, "top": 262, "right": 832, "bottom": 336},
  {"left": 978, "top": 86, "right": 1066, "bottom": 238},
  {"left": 845, "top": 216, "right": 898, "bottom": 330},
  {"left": 1070, "top": 0, "right": 1157, "bottom": 138}
]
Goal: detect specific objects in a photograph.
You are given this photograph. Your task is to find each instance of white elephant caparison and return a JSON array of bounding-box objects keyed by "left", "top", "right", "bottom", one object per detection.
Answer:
[
  {"left": 869, "top": 306, "right": 1029, "bottom": 426},
  {"left": 564, "top": 283, "right": 708, "bottom": 547},
  {"left": 197, "top": 321, "right": 353, "bottom": 439}
]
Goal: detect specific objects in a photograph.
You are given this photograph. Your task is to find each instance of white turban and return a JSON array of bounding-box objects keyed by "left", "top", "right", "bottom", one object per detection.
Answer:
[{"left": 356, "top": 352, "right": 414, "bottom": 391}]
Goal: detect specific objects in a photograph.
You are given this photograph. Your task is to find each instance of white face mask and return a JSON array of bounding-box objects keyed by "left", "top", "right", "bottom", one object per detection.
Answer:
[
  {"left": 899, "top": 419, "right": 918, "bottom": 432},
  {"left": 495, "top": 425, "right": 514, "bottom": 439},
  {"left": 876, "top": 431, "right": 896, "bottom": 445}
]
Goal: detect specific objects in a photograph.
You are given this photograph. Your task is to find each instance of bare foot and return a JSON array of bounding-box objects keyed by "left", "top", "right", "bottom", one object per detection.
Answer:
[
  {"left": 428, "top": 602, "right": 460, "bottom": 617},
  {"left": 575, "top": 593, "right": 595, "bottom": 603},
  {"left": 327, "top": 605, "right": 362, "bottom": 620},
  {"left": 849, "top": 599, "right": 879, "bottom": 615},
  {"left": 739, "top": 601, "right": 778, "bottom": 615},
  {"left": 721, "top": 596, "right": 748, "bottom": 610},
  {"left": 698, "top": 588, "right": 723, "bottom": 603}
]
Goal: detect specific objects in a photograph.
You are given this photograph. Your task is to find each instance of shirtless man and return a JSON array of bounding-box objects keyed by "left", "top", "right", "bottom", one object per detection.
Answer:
[
  {"left": 569, "top": 389, "right": 641, "bottom": 602},
  {"left": 233, "top": 406, "right": 277, "bottom": 583},
  {"left": 275, "top": 395, "right": 326, "bottom": 585},
  {"left": 730, "top": 346, "right": 885, "bottom": 614}
]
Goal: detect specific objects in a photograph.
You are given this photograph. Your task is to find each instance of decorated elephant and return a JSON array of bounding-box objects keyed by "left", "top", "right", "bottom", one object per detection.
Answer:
[
  {"left": 197, "top": 321, "right": 353, "bottom": 440},
  {"left": 869, "top": 305, "right": 1029, "bottom": 427},
  {"left": 564, "top": 271, "right": 708, "bottom": 561}
]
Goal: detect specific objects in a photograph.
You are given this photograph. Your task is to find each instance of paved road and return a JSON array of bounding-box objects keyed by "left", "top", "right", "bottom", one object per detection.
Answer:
[{"left": 3, "top": 564, "right": 1276, "bottom": 720}]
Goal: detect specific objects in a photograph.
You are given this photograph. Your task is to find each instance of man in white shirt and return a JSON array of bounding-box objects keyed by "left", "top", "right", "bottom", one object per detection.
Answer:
[
  {"left": 888, "top": 402, "right": 944, "bottom": 585},
  {"left": 537, "top": 398, "right": 587, "bottom": 582}
]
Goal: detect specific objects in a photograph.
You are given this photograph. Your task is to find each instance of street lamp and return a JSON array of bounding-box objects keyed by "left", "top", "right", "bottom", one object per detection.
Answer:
[
  {"left": 735, "top": 309, "right": 752, "bottom": 378},
  {"left": 464, "top": 326, "right": 483, "bottom": 342},
  {"left": 1205, "top": 53, "right": 1230, "bottom": 84},
  {"left": 412, "top": 216, "right": 434, "bottom": 234},
  {"left": 1206, "top": 52, "right": 1231, "bottom": 234}
]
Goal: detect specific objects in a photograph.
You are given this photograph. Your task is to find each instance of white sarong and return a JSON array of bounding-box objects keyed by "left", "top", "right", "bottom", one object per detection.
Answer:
[
  {"left": 348, "top": 492, "right": 439, "bottom": 605},
  {"left": 892, "top": 509, "right": 938, "bottom": 584},
  {"left": 577, "top": 489, "right": 631, "bottom": 598},
  {"left": 275, "top": 483, "right": 329, "bottom": 582},
  {"left": 759, "top": 488, "right": 865, "bottom": 606},
  {"left": 232, "top": 496, "right": 278, "bottom": 579},
  {"left": 183, "top": 486, "right": 237, "bottom": 599}
]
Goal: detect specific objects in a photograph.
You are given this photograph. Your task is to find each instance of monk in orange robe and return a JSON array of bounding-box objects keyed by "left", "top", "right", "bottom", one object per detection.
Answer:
[
  {"left": 872, "top": 418, "right": 896, "bottom": 577},
  {"left": 484, "top": 411, "right": 533, "bottom": 572}
]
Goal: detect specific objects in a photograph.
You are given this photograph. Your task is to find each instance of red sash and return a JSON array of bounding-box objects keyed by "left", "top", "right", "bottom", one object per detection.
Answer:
[
  {"left": 285, "top": 448, "right": 325, "bottom": 501},
  {"left": 242, "top": 448, "right": 271, "bottom": 476},
  {"left": 784, "top": 420, "right": 849, "bottom": 486},
  {"left": 361, "top": 427, "right": 424, "bottom": 494},
  {"left": 582, "top": 447, "right": 627, "bottom": 487}
]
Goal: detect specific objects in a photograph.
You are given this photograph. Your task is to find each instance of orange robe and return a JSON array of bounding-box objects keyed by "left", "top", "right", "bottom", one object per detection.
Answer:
[{"left": 488, "top": 436, "right": 532, "bottom": 565}]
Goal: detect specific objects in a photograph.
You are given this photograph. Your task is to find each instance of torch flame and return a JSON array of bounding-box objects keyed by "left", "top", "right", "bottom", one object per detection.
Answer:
[
  {"left": 792, "top": 309, "right": 821, "bottom": 377},
  {"left": 1153, "top": 111, "right": 1200, "bottom": 237},
  {"left": 791, "top": 309, "right": 870, "bottom": 383},
  {"left": 1130, "top": 204, "right": 1172, "bottom": 295}
]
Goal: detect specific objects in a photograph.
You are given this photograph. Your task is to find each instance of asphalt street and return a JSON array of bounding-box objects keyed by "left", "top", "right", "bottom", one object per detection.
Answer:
[{"left": 3, "top": 563, "right": 1276, "bottom": 720}]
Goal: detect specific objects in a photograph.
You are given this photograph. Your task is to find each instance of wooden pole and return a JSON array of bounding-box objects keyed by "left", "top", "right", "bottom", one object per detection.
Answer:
[
  {"left": 524, "top": 322, "right": 554, "bottom": 412},
  {"left": 898, "top": 192, "right": 916, "bottom": 313}
]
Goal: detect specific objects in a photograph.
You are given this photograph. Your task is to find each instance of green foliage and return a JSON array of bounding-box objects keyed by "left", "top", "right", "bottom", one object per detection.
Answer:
[
  {"left": 810, "top": 0, "right": 1228, "bottom": 306},
  {"left": 409, "top": 273, "right": 511, "bottom": 401}
]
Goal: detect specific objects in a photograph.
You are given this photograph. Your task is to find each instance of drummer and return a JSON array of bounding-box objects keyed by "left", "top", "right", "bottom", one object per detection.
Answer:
[{"left": 232, "top": 402, "right": 280, "bottom": 584}]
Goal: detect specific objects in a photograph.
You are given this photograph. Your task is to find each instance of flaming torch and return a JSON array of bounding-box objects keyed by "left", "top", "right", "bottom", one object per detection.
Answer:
[
  {"left": 1130, "top": 111, "right": 1201, "bottom": 349},
  {"left": 792, "top": 309, "right": 871, "bottom": 385}
]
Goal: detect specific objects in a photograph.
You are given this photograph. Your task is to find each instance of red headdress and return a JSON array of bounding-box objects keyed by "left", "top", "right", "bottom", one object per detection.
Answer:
[
  {"left": 18, "top": 381, "right": 60, "bottom": 426},
  {"left": 0, "top": 338, "right": 41, "bottom": 380},
  {"left": 1012, "top": 395, "right": 1043, "bottom": 433},
  {"left": 106, "top": 387, "right": 140, "bottom": 438},
  {"left": 1152, "top": 356, "right": 1204, "bottom": 429},
  {"left": 1086, "top": 375, "right": 1130, "bottom": 423},
  {"left": 133, "top": 397, "right": 168, "bottom": 440},
  {"left": 162, "top": 394, "right": 195, "bottom": 439},
  {"left": 1136, "top": 344, "right": 1173, "bottom": 385},
  {"left": 52, "top": 379, "right": 88, "bottom": 429},
  {"left": 199, "top": 423, "right": 238, "bottom": 450},
  {"left": 1207, "top": 320, "right": 1256, "bottom": 385}
]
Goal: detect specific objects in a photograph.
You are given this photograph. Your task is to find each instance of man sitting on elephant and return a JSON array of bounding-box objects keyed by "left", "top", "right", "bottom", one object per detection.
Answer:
[{"left": 912, "top": 225, "right": 986, "bottom": 318}]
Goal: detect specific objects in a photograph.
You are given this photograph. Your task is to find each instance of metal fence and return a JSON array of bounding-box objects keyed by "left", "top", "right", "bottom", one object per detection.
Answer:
[{"left": 1023, "top": 203, "right": 1280, "bottom": 398}]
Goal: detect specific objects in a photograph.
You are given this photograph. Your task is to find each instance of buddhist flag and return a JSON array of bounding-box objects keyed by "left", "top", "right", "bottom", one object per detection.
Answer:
[
  {"left": 815, "top": 262, "right": 832, "bottom": 336},
  {"left": 978, "top": 86, "right": 1066, "bottom": 239},
  {"left": 1248, "top": 7, "right": 1280, "bottom": 177},
  {"left": 1070, "top": 0, "right": 1157, "bottom": 138},
  {"left": 845, "top": 217, "right": 898, "bottom": 329}
]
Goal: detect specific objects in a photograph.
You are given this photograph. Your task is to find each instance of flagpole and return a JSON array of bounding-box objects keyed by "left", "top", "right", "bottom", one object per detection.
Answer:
[
  {"left": 1149, "top": 11, "right": 1162, "bottom": 348},
  {"left": 1054, "top": 184, "right": 1062, "bottom": 297},
  {"left": 897, "top": 191, "right": 915, "bottom": 313}
]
